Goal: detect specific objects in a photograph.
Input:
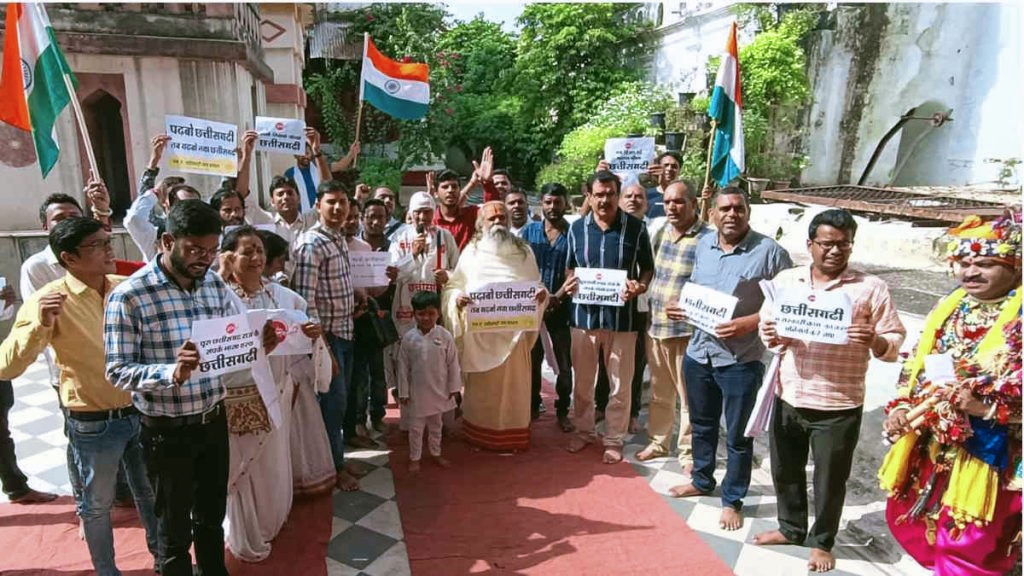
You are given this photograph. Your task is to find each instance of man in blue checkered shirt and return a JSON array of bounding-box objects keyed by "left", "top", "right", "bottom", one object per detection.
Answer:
[{"left": 105, "top": 199, "right": 276, "bottom": 576}]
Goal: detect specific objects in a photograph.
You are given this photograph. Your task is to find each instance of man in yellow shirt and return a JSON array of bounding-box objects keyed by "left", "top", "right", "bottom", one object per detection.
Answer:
[{"left": 0, "top": 217, "right": 158, "bottom": 576}]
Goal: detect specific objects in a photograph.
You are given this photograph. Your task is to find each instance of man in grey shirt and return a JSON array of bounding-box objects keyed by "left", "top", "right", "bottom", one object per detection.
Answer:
[{"left": 667, "top": 186, "right": 792, "bottom": 532}]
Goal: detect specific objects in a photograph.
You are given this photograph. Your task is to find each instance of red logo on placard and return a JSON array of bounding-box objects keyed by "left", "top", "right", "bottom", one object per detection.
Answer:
[
  {"left": 272, "top": 320, "right": 288, "bottom": 343},
  {"left": 275, "top": 122, "right": 285, "bottom": 131},
  {"left": 596, "top": 273, "right": 603, "bottom": 280},
  {"left": 226, "top": 323, "right": 236, "bottom": 335},
  {"left": 624, "top": 142, "right": 633, "bottom": 149},
  {"left": 808, "top": 294, "right": 817, "bottom": 302}
]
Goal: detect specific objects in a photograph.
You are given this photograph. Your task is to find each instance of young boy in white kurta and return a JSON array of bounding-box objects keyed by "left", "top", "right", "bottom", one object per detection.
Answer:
[{"left": 397, "top": 291, "right": 462, "bottom": 473}]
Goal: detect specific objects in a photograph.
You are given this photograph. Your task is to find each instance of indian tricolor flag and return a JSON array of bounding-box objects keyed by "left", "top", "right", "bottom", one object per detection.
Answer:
[
  {"left": 708, "top": 21, "right": 745, "bottom": 187},
  {"left": 0, "top": 3, "right": 75, "bottom": 177},
  {"left": 359, "top": 34, "right": 429, "bottom": 121}
]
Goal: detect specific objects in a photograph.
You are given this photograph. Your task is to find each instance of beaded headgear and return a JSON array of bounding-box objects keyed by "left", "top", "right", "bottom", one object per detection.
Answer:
[{"left": 945, "top": 212, "right": 1021, "bottom": 266}]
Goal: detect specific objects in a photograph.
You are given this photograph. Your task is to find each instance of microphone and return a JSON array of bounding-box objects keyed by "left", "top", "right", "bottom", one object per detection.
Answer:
[{"left": 416, "top": 224, "right": 425, "bottom": 235}]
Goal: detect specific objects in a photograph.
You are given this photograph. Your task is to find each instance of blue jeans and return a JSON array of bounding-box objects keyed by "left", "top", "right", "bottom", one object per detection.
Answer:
[
  {"left": 68, "top": 414, "right": 158, "bottom": 575},
  {"left": 321, "top": 334, "right": 354, "bottom": 470},
  {"left": 683, "top": 357, "right": 764, "bottom": 510}
]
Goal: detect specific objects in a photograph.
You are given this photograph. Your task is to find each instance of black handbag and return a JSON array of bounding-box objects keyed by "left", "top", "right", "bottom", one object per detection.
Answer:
[{"left": 354, "top": 298, "right": 400, "bottom": 348}]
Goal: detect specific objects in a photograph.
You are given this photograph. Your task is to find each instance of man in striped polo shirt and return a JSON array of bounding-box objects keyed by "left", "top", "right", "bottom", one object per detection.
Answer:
[{"left": 563, "top": 170, "right": 654, "bottom": 464}]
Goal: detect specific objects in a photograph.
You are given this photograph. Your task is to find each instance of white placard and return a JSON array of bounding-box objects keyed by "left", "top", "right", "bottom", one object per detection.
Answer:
[
  {"left": 190, "top": 313, "right": 260, "bottom": 378},
  {"left": 349, "top": 252, "right": 391, "bottom": 288},
  {"left": 164, "top": 114, "right": 238, "bottom": 177},
  {"left": 259, "top": 308, "right": 313, "bottom": 356},
  {"left": 773, "top": 286, "right": 853, "bottom": 345},
  {"left": 679, "top": 282, "right": 739, "bottom": 334},
  {"left": 604, "top": 137, "right": 656, "bottom": 187},
  {"left": 466, "top": 281, "right": 541, "bottom": 332},
  {"left": 924, "top": 353, "right": 957, "bottom": 385},
  {"left": 573, "top": 267, "right": 628, "bottom": 307},
  {"left": 255, "top": 116, "right": 306, "bottom": 154}
]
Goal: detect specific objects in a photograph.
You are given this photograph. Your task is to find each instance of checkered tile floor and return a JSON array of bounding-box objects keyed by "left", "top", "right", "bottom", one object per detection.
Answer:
[{"left": 4, "top": 353, "right": 930, "bottom": 575}]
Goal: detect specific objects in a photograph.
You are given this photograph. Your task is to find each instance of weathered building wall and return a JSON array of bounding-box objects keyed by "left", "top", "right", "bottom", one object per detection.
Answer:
[
  {"left": 648, "top": 2, "right": 1020, "bottom": 188},
  {"left": 801, "top": 3, "right": 1021, "bottom": 187},
  {"left": 647, "top": 2, "right": 751, "bottom": 98},
  {"left": 0, "top": 3, "right": 283, "bottom": 233},
  {"left": 0, "top": 54, "right": 270, "bottom": 231}
]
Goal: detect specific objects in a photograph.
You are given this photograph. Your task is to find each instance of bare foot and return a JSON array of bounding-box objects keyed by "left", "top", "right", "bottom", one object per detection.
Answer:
[
  {"left": 602, "top": 447, "right": 623, "bottom": 464},
  {"left": 720, "top": 507, "right": 743, "bottom": 531},
  {"left": 431, "top": 455, "right": 451, "bottom": 468},
  {"left": 634, "top": 445, "right": 667, "bottom": 462},
  {"left": 808, "top": 549, "right": 835, "bottom": 572},
  {"left": 753, "top": 529, "right": 794, "bottom": 546},
  {"left": 567, "top": 436, "right": 591, "bottom": 453},
  {"left": 344, "top": 461, "right": 371, "bottom": 478},
  {"left": 336, "top": 470, "right": 360, "bottom": 491},
  {"left": 668, "top": 483, "right": 707, "bottom": 498},
  {"left": 408, "top": 460, "right": 421, "bottom": 475}
]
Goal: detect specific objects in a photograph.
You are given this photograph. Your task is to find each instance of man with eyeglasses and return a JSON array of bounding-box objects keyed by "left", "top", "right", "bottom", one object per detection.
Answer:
[
  {"left": 752, "top": 209, "right": 905, "bottom": 572},
  {"left": 1, "top": 218, "right": 159, "bottom": 575},
  {"left": 105, "top": 200, "right": 277, "bottom": 576}
]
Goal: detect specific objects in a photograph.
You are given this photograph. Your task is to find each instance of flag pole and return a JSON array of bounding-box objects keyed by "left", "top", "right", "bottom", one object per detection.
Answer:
[
  {"left": 352, "top": 32, "right": 369, "bottom": 170},
  {"left": 352, "top": 100, "right": 363, "bottom": 169},
  {"left": 700, "top": 119, "right": 717, "bottom": 221},
  {"left": 61, "top": 72, "right": 99, "bottom": 179}
]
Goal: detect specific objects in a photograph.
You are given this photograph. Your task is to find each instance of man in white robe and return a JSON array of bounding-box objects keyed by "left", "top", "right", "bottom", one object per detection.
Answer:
[
  {"left": 442, "top": 202, "right": 547, "bottom": 451},
  {"left": 387, "top": 192, "right": 460, "bottom": 430}
]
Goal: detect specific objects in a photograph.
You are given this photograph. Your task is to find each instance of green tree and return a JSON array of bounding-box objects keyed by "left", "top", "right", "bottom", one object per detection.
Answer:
[
  {"left": 514, "top": 3, "right": 654, "bottom": 183},
  {"left": 537, "top": 82, "right": 672, "bottom": 193}
]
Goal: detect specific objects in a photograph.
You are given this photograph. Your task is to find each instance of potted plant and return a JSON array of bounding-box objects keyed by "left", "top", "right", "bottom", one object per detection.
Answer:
[{"left": 663, "top": 104, "right": 688, "bottom": 151}]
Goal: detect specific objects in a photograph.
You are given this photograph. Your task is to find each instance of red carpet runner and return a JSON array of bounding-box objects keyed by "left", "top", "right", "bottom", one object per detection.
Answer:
[
  {"left": 388, "top": 384, "right": 735, "bottom": 576},
  {"left": 0, "top": 492, "right": 332, "bottom": 575}
]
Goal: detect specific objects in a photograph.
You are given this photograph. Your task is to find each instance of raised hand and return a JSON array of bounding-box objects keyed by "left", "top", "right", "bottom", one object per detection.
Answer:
[
  {"left": 241, "top": 129, "right": 259, "bottom": 158},
  {"left": 84, "top": 173, "right": 110, "bottom": 214},
  {"left": 39, "top": 292, "right": 66, "bottom": 327},
  {"left": 472, "top": 146, "right": 494, "bottom": 182},
  {"left": 148, "top": 134, "right": 171, "bottom": 170}
]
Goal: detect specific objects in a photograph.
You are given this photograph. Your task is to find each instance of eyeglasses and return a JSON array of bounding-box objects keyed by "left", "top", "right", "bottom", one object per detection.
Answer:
[
  {"left": 78, "top": 239, "right": 114, "bottom": 251},
  {"left": 183, "top": 245, "right": 219, "bottom": 259},
  {"left": 811, "top": 240, "right": 854, "bottom": 252}
]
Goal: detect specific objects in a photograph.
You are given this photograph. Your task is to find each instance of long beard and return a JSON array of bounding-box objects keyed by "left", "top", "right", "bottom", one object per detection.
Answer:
[
  {"left": 479, "top": 225, "right": 527, "bottom": 257},
  {"left": 486, "top": 225, "right": 513, "bottom": 244}
]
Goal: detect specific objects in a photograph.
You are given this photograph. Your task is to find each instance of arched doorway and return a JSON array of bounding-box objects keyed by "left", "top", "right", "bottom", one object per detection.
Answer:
[{"left": 82, "top": 90, "right": 131, "bottom": 220}]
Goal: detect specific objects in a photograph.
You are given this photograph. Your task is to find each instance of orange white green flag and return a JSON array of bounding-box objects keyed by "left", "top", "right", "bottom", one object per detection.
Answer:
[
  {"left": 0, "top": 2, "right": 75, "bottom": 177},
  {"left": 359, "top": 34, "right": 429, "bottom": 121}
]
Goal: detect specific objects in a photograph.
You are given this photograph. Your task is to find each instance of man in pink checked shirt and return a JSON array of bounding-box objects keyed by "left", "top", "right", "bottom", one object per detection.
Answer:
[{"left": 753, "top": 209, "right": 906, "bottom": 573}]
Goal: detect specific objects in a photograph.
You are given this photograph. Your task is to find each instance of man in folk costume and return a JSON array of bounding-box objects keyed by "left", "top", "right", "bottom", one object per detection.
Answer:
[
  {"left": 443, "top": 201, "right": 548, "bottom": 451},
  {"left": 880, "top": 212, "right": 1022, "bottom": 576}
]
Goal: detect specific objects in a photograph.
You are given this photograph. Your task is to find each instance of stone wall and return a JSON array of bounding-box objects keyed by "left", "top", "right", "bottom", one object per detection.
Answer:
[
  {"left": 801, "top": 3, "right": 1020, "bottom": 187},
  {"left": 648, "top": 2, "right": 1021, "bottom": 188}
]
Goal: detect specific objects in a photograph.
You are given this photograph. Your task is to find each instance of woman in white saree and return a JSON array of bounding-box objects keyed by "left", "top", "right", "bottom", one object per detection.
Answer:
[{"left": 219, "top": 226, "right": 332, "bottom": 561}]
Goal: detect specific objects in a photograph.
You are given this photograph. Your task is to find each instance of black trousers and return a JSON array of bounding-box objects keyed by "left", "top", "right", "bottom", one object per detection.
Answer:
[
  {"left": 0, "top": 380, "right": 30, "bottom": 499},
  {"left": 530, "top": 319, "right": 573, "bottom": 417},
  {"left": 141, "top": 410, "right": 229, "bottom": 576},
  {"left": 595, "top": 322, "right": 646, "bottom": 418},
  {"left": 770, "top": 398, "right": 862, "bottom": 551}
]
